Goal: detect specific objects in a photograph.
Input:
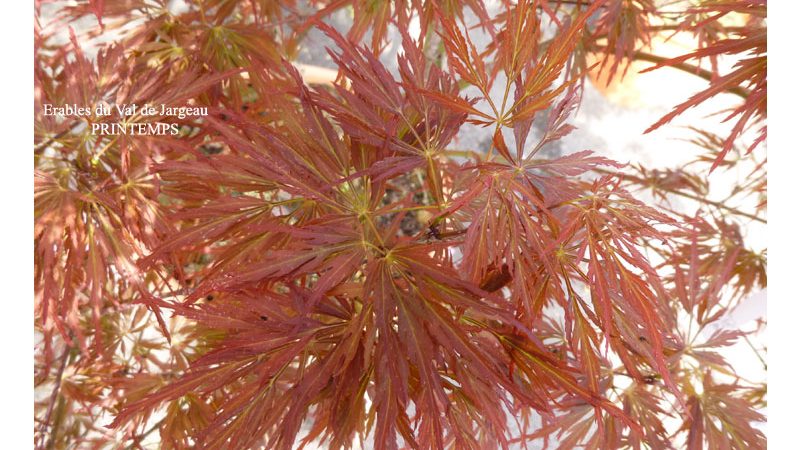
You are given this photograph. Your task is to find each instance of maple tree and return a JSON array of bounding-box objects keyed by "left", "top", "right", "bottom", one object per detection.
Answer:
[{"left": 34, "top": 0, "right": 766, "bottom": 449}]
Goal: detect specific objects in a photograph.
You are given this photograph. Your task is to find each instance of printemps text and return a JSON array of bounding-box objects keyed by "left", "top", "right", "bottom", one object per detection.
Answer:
[{"left": 41, "top": 102, "right": 208, "bottom": 135}]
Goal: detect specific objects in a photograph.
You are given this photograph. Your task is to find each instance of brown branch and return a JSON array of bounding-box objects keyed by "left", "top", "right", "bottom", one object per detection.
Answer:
[
  {"left": 34, "top": 120, "right": 82, "bottom": 156},
  {"left": 585, "top": 42, "right": 751, "bottom": 100},
  {"left": 629, "top": 50, "right": 751, "bottom": 100},
  {"left": 37, "top": 346, "right": 71, "bottom": 450},
  {"left": 124, "top": 417, "right": 167, "bottom": 450}
]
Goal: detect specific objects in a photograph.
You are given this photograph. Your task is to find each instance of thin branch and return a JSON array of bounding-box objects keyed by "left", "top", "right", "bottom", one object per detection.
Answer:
[
  {"left": 586, "top": 44, "right": 751, "bottom": 100},
  {"left": 595, "top": 168, "right": 766, "bottom": 224},
  {"left": 124, "top": 418, "right": 167, "bottom": 450},
  {"left": 742, "top": 333, "right": 767, "bottom": 370},
  {"left": 37, "top": 346, "right": 71, "bottom": 450},
  {"left": 629, "top": 50, "right": 751, "bottom": 100},
  {"left": 34, "top": 120, "right": 82, "bottom": 156}
]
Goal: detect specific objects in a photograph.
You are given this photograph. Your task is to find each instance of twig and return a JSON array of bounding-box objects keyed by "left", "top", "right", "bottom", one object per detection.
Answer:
[
  {"left": 124, "top": 418, "right": 167, "bottom": 450},
  {"left": 629, "top": 50, "right": 751, "bottom": 100},
  {"left": 586, "top": 44, "right": 751, "bottom": 100},
  {"left": 742, "top": 333, "right": 767, "bottom": 370},
  {"left": 37, "top": 346, "right": 71, "bottom": 450},
  {"left": 34, "top": 120, "right": 83, "bottom": 156},
  {"left": 595, "top": 168, "right": 766, "bottom": 224}
]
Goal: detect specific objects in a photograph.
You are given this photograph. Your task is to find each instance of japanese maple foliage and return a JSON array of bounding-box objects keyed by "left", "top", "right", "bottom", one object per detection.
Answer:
[{"left": 34, "top": 1, "right": 766, "bottom": 449}]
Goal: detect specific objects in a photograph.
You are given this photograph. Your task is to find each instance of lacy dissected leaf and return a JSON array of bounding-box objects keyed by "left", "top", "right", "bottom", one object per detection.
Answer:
[
  {"left": 661, "top": 214, "right": 766, "bottom": 324},
  {"left": 680, "top": 373, "right": 766, "bottom": 450},
  {"left": 36, "top": 1, "right": 768, "bottom": 449},
  {"left": 112, "top": 245, "right": 505, "bottom": 449},
  {"left": 642, "top": 1, "right": 766, "bottom": 170},
  {"left": 589, "top": 0, "right": 656, "bottom": 80}
]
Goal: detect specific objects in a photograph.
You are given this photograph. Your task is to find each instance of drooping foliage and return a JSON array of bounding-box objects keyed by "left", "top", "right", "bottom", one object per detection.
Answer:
[{"left": 35, "top": 0, "right": 766, "bottom": 449}]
